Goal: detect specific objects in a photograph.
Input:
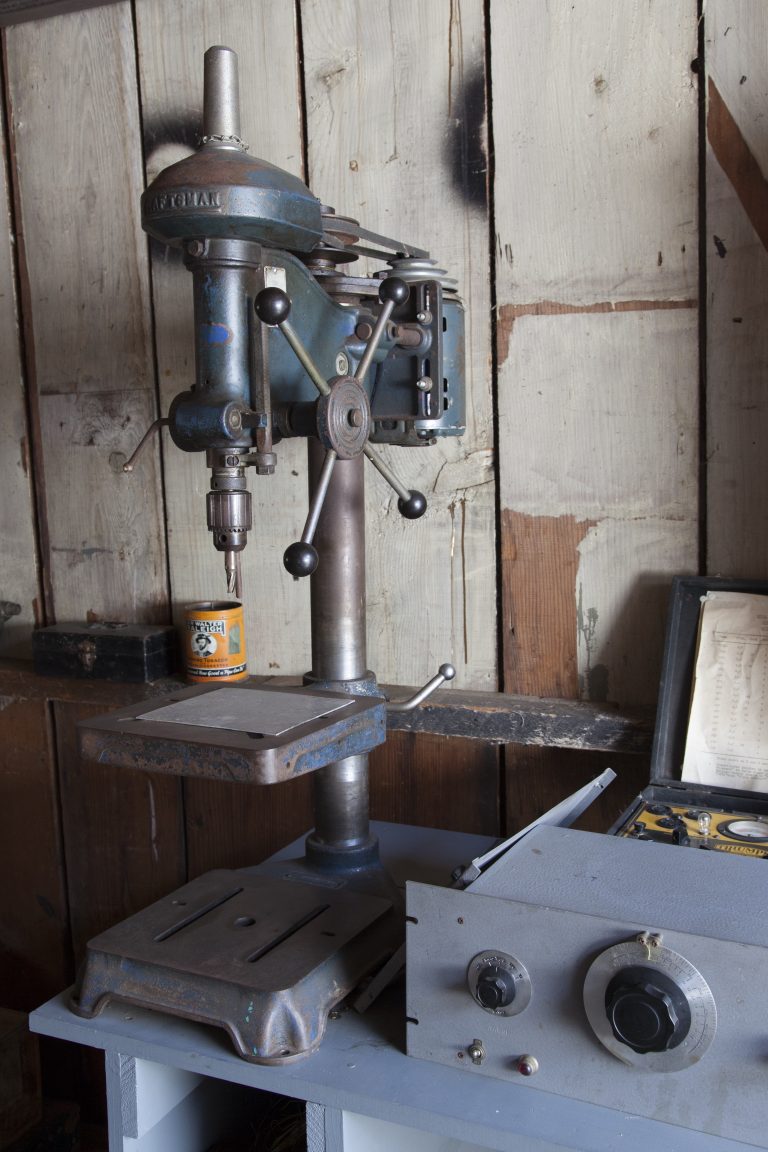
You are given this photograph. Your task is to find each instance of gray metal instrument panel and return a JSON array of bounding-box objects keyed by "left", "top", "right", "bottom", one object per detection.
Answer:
[{"left": 406, "top": 826, "right": 768, "bottom": 1148}]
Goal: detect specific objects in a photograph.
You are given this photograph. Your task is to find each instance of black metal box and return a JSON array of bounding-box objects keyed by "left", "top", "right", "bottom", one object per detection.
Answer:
[
  {"left": 32, "top": 622, "right": 176, "bottom": 683},
  {"left": 611, "top": 575, "right": 768, "bottom": 845}
]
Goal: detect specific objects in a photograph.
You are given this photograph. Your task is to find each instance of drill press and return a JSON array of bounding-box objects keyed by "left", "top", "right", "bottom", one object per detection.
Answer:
[{"left": 72, "top": 46, "right": 465, "bottom": 1064}]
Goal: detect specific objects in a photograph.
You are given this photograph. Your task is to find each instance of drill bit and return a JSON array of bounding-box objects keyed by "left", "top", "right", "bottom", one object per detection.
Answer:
[{"left": 225, "top": 550, "right": 242, "bottom": 600}]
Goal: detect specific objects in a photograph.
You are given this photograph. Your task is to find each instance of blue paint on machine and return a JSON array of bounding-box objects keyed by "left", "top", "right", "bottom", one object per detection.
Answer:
[{"left": 203, "top": 322, "right": 232, "bottom": 344}]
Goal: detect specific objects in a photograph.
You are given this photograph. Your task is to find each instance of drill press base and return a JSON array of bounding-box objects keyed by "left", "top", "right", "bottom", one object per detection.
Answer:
[{"left": 72, "top": 863, "right": 398, "bottom": 1063}]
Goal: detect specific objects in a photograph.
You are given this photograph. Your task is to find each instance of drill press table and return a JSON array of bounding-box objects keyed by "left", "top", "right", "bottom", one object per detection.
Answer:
[{"left": 30, "top": 824, "right": 752, "bottom": 1152}]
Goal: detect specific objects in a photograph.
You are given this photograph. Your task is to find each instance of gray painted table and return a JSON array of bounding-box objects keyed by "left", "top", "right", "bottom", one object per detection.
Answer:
[{"left": 29, "top": 825, "right": 756, "bottom": 1152}]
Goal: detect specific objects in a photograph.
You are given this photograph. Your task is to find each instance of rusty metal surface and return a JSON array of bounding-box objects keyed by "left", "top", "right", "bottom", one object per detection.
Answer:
[
  {"left": 72, "top": 867, "right": 398, "bottom": 1063},
  {"left": 77, "top": 682, "right": 386, "bottom": 784}
]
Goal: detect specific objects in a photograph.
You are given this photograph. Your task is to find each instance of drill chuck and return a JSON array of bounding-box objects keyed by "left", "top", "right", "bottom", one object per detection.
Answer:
[{"left": 207, "top": 488, "right": 252, "bottom": 552}]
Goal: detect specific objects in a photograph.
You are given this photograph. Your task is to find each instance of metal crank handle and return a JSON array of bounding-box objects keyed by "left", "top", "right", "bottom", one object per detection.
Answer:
[
  {"left": 283, "top": 449, "right": 337, "bottom": 578},
  {"left": 254, "top": 288, "right": 330, "bottom": 397},
  {"left": 354, "top": 275, "right": 410, "bottom": 383},
  {"left": 387, "top": 662, "right": 456, "bottom": 712},
  {"left": 254, "top": 281, "right": 427, "bottom": 520},
  {"left": 122, "top": 417, "right": 169, "bottom": 472},
  {"left": 361, "top": 442, "right": 427, "bottom": 519}
]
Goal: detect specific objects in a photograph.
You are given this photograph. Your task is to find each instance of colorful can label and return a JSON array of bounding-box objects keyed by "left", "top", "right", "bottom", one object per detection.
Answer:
[{"left": 184, "top": 601, "right": 247, "bottom": 682}]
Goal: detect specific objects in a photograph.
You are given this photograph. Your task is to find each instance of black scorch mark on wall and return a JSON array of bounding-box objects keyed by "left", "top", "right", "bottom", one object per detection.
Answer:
[
  {"left": 142, "top": 109, "right": 200, "bottom": 158},
  {"left": 444, "top": 64, "right": 488, "bottom": 212},
  {"left": 142, "top": 111, "right": 200, "bottom": 264}
]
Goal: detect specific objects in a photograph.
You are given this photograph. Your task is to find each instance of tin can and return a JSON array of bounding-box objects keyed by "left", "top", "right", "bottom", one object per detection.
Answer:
[{"left": 184, "top": 601, "right": 247, "bottom": 682}]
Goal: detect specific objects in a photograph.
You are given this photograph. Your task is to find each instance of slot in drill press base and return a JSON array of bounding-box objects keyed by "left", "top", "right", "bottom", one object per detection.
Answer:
[{"left": 73, "top": 866, "right": 398, "bottom": 1064}]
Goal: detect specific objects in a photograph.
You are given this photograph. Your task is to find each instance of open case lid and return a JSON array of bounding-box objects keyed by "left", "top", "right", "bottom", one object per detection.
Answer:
[{"left": 651, "top": 575, "right": 768, "bottom": 799}]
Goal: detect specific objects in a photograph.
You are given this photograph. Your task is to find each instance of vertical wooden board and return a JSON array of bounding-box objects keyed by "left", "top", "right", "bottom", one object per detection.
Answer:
[
  {"left": 505, "top": 747, "right": 648, "bottom": 838},
  {"left": 184, "top": 776, "right": 314, "bottom": 878},
  {"left": 576, "top": 517, "right": 698, "bottom": 708},
  {"left": 0, "top": 83, "right": 39, "bottom": 657},
  {"left": 134, "top": 0, "right": 314, "bottom": 676},
  {"left": 5, "top": 4, "right": 168, "bottom": 623},
  {"left": 500, "top": 310, "right": 699, "bottom": 707},
  {"left": 492, "top": 4, "right": 699, "bottom": 833},
  {"left": 0, "top": 697, "right": 70, "bottom": 1008},
  {"left": 55, "top": 701, "right": 186, "bottom": 960},
  {"left": 704, "top": 2, "right": 768, "bottom": 577},
  {"left": 301, "top": 0, "right": 496, "bottom": 690},
  {"left": 491, "top": 1, "right": 698, "bottom": 305},
  {"left": 369, "top": 732, "right": 499, "bottom": 836}
]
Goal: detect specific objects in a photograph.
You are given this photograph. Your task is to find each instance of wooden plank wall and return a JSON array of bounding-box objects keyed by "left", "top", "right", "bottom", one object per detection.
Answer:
[
  {"left": 492, "top": 1, "right": 700, "bottom": 828},
  {"left": 3, "top": 0, "right": 768, "bottom": 1097},
  {"left": 704, "top": 1, "right": 768, "bottom": 580},
  {"left": 5, "top": 6, "right": 168, "bottom": 628},
  {"left": 301, "top": 0, "right": 496, "bottom": 690},
  {"left": 0, "top": 73, "right": 38, "bottom": 655}
]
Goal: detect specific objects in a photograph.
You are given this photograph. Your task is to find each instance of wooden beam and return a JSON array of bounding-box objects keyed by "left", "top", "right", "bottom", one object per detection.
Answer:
[
  {"left": 386, "top": 689, "right": 652, "bottom": 754},
  {"left": 0, "top": 660, "right": 652, "bottom": 754}
]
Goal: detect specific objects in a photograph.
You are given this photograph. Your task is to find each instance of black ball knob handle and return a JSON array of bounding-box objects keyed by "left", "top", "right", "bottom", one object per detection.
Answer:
[
  {"left": 378, "top": 276, "right": 409, "bottom": 307},
  {"left": 397, "top": 489, "right": 427, "bottom": 519},
  {"left": 255, "top": 287, "right": 291, "bottom": 327},
  {"left": 283, "top": 541, "right": 319, "bottom": 578}
]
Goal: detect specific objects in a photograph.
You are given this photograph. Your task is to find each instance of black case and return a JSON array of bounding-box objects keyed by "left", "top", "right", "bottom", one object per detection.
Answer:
[
  {"left": 610, "top": 574, "right": 768, "bottom": 830},
  {"left": 33, "top": 622, "right": 177, "bottom": 683}
]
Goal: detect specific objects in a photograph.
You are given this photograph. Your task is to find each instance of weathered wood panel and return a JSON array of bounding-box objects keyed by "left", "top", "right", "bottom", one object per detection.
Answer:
[
  {"left": 300, "top": 0, "right": 496, "bottom": 690},
  {"left": 387, "top": 687, "right": 652, "bottom": 753},
  {"left": 0, "top": 697, "right": 70, "bottom": 1008},
  {"left": 184, "top": 775, "right": 314, "bottom": 878},
  {"left": 493, "top": 2, "right": 700, "bottom": 712},
  {"left": 4, "top": 4, "right": 168, "bottom": 625},
  {"left": 370, "top": 732, "right": 499, "bottom": 836},
  {"left": 134, "top": 0, "right": 312, "bottom": 680},
  {"left": 492, "top": 2, "right": 699, "bottom": 830},
  {"left": 54, "top": 700, "right": 185, "bottom": 961},
  {"left": 704, "top": 1, "right": 768, "bottom": 578},
  {"left": 506, "top": 746, "right": 650, "bottom": 837},
  {"left": 0, "top": 75, "right": 40, "bottom": 657}
]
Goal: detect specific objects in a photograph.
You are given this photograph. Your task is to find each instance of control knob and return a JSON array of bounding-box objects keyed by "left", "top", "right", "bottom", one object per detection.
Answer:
[
  {"left": 583, "top": 935, "right": 717, "bottom": 1071},
  {"left": 604, "top": 965, "right": 691, "bottom": 1054},
  {"left": 467, "top": 950, "right": 532, "bottom": 1018},
  {"left": 475, "top": 964, "right": 516, "bottom": 1012}
]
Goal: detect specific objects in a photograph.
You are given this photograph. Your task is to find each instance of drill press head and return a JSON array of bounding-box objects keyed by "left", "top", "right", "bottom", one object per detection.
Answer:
[
  {"left": 138, "top": 45, "right": 465, "bottom": 600},
  {"left": 142, "top": 46, "right": 324, "bottom": 253}
]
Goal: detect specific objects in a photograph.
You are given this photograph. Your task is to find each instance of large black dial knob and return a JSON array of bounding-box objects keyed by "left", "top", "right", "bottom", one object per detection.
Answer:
[
  {"left": 605, "top": 965, "right": 691, "bottom": 1054},
  {"left": 475, "top": 964, "right": 516, "bottom": 1011}
]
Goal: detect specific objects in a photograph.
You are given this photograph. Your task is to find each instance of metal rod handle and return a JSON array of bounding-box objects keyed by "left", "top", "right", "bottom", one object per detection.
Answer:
[
  {"left": 354, "top": 276, "right": 409, "bottom": 383},
  {"left": 283, "top": 449, "right": 338, "bottom": 578},
  {"left": 387, "top": 663, "right": 456, "bottom": 712},
  {"left": 303, "top": 450, "right": 337, "bottom": 543},
  {"left": 122, "top": 418, "right": 169, "bottom": 473}
]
